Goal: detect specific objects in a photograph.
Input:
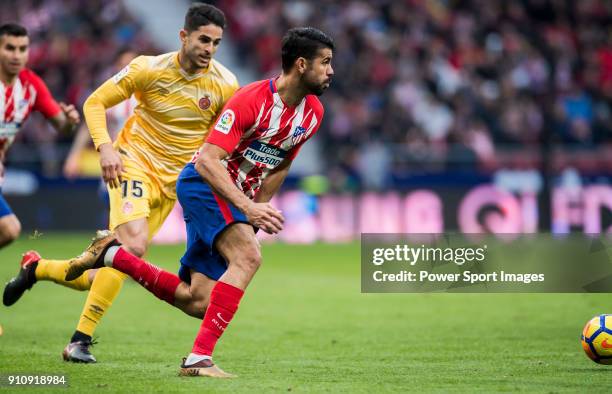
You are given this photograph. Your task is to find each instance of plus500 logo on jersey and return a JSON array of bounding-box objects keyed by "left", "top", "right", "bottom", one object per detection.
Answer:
[
  {"left": 0, "top": 122, "right": 21, "bottom": 137},
  {"left": 243, "top": 141, "right": 287, "bottom": 168}
]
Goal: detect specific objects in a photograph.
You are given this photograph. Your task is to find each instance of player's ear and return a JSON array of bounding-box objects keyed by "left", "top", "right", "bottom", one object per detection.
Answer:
[
  {"left": 296, "top": 57, "right": 307, "bottom": 74},
  {"left": 179, "top": 29, "right": 188, "bottom": 44}
]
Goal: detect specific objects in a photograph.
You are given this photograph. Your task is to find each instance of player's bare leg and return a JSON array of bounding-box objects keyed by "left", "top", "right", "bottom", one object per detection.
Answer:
[
  {"left": 115, "top": 218, "right": 150, "bottom": 257},
  {"left": 0, "top": 214, "right": 21, "bottom": 248},
  {"left": 173, "top": 271, "right": 215, "bottom": 319},
  {"left": 215, "top": 223, "right": 262, "bottom": 289}
]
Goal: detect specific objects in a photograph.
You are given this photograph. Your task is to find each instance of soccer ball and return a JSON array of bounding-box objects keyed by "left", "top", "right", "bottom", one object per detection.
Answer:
[{"left": 581, "top": 314, "right": 612, "bottom": 365}]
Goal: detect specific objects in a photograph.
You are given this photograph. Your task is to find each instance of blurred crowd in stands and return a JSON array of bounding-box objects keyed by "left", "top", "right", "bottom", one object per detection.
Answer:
[
  {"left": 1, "top": 0, "right": 156, "bottom": 176},
  {"left": 5, "top": 0, "right": 612, "bottom": 190},
  {"left": 222, "top": 0, "right": 612, "bottom": 189}
]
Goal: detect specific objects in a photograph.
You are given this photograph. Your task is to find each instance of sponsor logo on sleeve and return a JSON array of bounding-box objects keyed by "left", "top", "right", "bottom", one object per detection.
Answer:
[
  {"left": 112, "top": 65, "right": 131, "bottom": 84},
  {"left": 214, "top": 109, "right": 235, "bottom": 134}
]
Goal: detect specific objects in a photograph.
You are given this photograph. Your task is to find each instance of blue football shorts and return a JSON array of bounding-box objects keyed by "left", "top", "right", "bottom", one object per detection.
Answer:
[
  {"left": 0, "top": 190, "right": 14, "bottom": 218},
  {"left": 176, "top": 163, "right": 250, "bottom": 282}
]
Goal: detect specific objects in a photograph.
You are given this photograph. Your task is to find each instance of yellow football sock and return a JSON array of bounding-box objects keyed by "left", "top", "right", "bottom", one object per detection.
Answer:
[
  {"left": 76, "top": 267, "right": 127, "bottom": 337},
  {"left": 35, "top": 259, "right": 91, "bottom": 291}
]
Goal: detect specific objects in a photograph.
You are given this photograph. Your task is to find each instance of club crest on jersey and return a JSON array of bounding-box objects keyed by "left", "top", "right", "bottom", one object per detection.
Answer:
[
  {"left": 291, "top": 126, "right": 308, "bottom": 145},
  {"left": 214, "top": 109, "right": 235, "bottom": 134},
  {"left": 199, "top": 95, "right": 211, "bottom": 110}
]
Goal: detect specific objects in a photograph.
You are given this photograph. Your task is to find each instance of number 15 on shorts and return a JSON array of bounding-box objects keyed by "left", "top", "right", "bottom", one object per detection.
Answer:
[{"left": 121, "top": 180, "right": 144, "bottom": 198}]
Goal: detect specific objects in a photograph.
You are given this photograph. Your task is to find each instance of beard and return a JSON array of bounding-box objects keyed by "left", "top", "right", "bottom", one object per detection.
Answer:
[{"left": 305, "top": 77, "right": 330, "bottom": 96}]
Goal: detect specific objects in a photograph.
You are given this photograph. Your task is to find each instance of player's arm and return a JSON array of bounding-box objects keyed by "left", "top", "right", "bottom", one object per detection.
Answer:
[
  {"left": 253, "top": 159, "right": 292, "bottom": 203},
  {"left": 84, "top": 83, "right": 125, "bottom": 188},
  {"left": 84, "top": 56, "right": 147, "bottom": 188},
  {"left": 195, "top": 143, "right": 285, "bottom": 234},
  {"left": 29, "top": 72, "right": 80, "bottom": 134}
]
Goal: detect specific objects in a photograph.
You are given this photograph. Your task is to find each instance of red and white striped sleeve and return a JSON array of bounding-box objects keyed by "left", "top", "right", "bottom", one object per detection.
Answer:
[
  {"left": 26, "top": 70, "right": 61, "bottom": 119},
  {"left": 206, "top": 83, "right": 261, "bottom": 155}
]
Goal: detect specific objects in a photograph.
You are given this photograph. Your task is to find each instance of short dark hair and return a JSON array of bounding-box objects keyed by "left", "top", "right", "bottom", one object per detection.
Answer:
[
  {"left": 0, "top": 23, "right": 28, "bottom": 38},
  {"left": 281, "top": 27, "right": 334, "bottom": 73},
  {"left": 184, "top": 3, "right": 226, "bottom": 32}
]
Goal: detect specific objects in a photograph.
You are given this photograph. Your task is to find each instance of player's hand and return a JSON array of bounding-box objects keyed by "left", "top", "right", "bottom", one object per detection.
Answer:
[
  {"left": 60, "top": 102, "right": 80, "bottom": 125},
  {"left": 63, "top": 153, "right": 80, "bottom": 180},
  {"left": 244, "top": 202, "right": 284, "bottom": 234},
  {"left": 99, "top": 143, "right": 124, "bottom": 188}
]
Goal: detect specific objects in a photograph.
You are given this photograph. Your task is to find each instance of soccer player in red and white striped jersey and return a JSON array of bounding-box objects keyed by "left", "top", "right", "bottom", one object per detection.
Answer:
[
  {"left": 191, "top": 71, "right": 325, "bottom": 199},
  {"left": 0, "top": 22, "right": 79, "bottom": 247},
  {"left": 64, "top": 27, "right": 334, "bottom": 378}
]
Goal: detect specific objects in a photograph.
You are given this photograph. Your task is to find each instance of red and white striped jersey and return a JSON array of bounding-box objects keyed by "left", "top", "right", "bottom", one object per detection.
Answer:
[
  {"left": 0, "top": 68, "right": 61, "bottom": 149},
  {"left": 202, "top": 78, "right": 324, "bottom": 199}
]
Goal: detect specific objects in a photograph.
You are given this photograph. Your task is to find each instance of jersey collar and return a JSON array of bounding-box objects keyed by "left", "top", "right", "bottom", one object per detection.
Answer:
[
  {"left": 269, "top": 78, "right": 277, "bottom": 93},
  {"left": 270, "top": 77, "right": 305, "bottom": 109}
]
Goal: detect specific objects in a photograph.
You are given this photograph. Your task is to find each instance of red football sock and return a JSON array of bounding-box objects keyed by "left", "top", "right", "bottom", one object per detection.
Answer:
[
  {"left": 192, "top": 281, "right": 244, "bottom": 356},
  {"left": 111, "top": 247, "right": 181, "bottom": 305}
]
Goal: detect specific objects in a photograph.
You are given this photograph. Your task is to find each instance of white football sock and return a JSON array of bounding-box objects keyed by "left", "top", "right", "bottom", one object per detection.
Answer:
[
  {"left": 186, "top": 353, "right": 212, "bottom": 365},
  {"left": 104, "top": 246, "right": 120, "bottom": 267}
]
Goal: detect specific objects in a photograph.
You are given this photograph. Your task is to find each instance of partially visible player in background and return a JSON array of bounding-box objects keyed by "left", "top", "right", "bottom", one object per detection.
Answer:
[
  {"left": 3, "top": 3, "right": 238, "bottom": 363},
  {"left": 0, "top": 22, "right": 80, "bottom": 247},
  {"left": 63, "top": 48, "right": 137, "bottom": 182}
]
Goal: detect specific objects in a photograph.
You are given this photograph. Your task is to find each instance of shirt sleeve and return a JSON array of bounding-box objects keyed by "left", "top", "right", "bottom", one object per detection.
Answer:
[
  {"left": 107, "top": 55, "right": 151, "bottom": 98},
  {"left": 206, "top": 87, "right": 257, "bottom": 154},
  {"left": 84, "top": 56, "right": 150, "bottom": 149},
  {"left": 29, "top": 72, "right": 61, "bottom": 119}
]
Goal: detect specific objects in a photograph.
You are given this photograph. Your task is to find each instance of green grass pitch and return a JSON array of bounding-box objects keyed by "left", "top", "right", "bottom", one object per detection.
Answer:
[{"left": 1, "top": 233, "right": 611, "bottom": 393}]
